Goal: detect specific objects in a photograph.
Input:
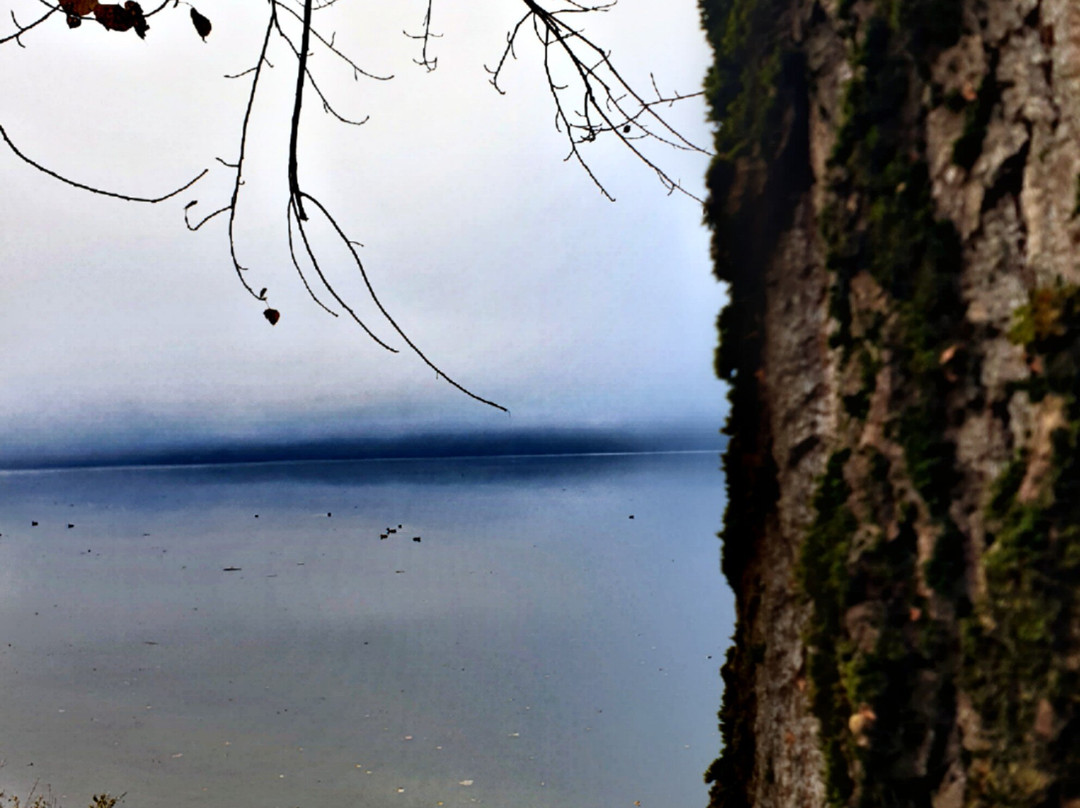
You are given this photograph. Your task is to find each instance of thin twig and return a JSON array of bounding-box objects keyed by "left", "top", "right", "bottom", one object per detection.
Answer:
[
  {"left": 299, "top": 192, "right": 507, "bottom": 411},
  {"left": 487, "top": 0, "right": 710, "bottom": 201},
  {"left": 272, "top": 16, "right": 370, "bottom": 126},
  {"left": 0, "top": 122, "right": 206, "bottom": 202},
  {"left": 0, "top": 7, "right": 55, "bottom": 47},
  {"left": 284, "top": 199, "right": 340, "bottom": 317},
  {"left": 274, "top": 0, "right": 392, "bottom": 81},
  {"left": 404, "top": 0, "right": 440, "bottom": 71},
  {"left": 221, "top": 2, "right": 279, "bottom": 302}
]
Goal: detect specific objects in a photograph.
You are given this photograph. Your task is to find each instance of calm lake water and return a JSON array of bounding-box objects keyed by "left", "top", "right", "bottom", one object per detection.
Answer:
[{"left": 0, "top": 452, "right": 732, "bottom": 808}]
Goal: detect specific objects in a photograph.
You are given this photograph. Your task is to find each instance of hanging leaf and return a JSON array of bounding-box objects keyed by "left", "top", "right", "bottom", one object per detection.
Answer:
[
  {"left": 263, "top": 308, "right": 280, "bottom": 325},
  {"left": 93, "top": 1, "right": 148, "bottom": 38},
  {"left": 258, "top": 288, "right": 268, "bottom": 300},
  {"left": 190, "top": 8, "right": 211, "bottom": 41}
]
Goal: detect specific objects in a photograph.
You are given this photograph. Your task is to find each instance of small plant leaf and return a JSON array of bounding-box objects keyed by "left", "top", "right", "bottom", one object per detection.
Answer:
[{"left": 190, "top": 7, "right": 211, "bottom": 41}]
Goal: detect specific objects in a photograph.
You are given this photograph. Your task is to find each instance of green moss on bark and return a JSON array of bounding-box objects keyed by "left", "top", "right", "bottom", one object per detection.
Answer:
[
  {"left": 959, "top": 287, "right": 1080, "bottom": 806},
  {"left": 798, "top": 450, "right": 858, "bottom": 807}
]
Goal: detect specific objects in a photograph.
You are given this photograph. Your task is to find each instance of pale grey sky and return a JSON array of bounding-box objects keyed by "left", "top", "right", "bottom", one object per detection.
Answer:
[{"left": 0, "top": 0, "right": 722, "bottom": 464}]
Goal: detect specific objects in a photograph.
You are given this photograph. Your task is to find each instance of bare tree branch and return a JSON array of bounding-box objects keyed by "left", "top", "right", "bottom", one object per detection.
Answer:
[
  {"left": 287, "top": 0, "right": 314, "bottom": 221},
  {"left": 272, "top": 11, "right": 371, "bottom": 127},
  {"left": 0, "top": 121, "right": 206, "bottom": 202},
  {"left": 298, "top": 191, "right": 509, "bottom": 412},
  {"left": 284, "top": 199, "right": 339, "bottom": 317},
  {"left": 274, "top": 0, "right": 392, "bottom": 81},
  {"left": 0, "top": 0, "right": 705, "bottom": 412},
  {"left": 216, "top": 2, "right": 279, "bottom": 304},
  {"left": 487, "top": 0, "right": 709, "bottom": 202},
  {"left": 0, "top": 6, "right": 54, "bottom": 47},
  {"left": 404, "top": 0, "right": 440, "bottom": 71}
]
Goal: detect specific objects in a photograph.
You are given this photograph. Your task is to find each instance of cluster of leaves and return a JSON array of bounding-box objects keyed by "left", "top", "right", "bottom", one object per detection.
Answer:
[
  {"left": 58, "top": 0, "right": 147, "bottom": 37},
  {"left": 56, "top": 0, "right": 210, "bottom": 41}
]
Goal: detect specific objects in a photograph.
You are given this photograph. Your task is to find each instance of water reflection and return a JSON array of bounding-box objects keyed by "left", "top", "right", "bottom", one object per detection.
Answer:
[{"left": 0, "top": 452, "right": 732, "bottom": 808}]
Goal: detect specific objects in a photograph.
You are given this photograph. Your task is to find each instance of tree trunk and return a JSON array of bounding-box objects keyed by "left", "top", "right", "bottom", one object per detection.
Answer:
[{"left": 700, "top": 1, "right": 1080, "bottom": 806}]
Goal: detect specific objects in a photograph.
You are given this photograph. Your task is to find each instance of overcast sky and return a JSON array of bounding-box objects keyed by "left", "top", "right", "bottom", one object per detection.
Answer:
[{"left": 0, "top": 0, "right": 723, "bottom": 464}]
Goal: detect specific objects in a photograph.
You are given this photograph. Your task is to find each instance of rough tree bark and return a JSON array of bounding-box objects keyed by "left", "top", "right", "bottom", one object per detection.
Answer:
[{"left": 701, "top": 1, "right": 1080, "bottom": 806}]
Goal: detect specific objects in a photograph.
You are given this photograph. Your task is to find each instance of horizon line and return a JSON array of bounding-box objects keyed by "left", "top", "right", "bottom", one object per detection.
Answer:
[{"left": 0, "top": 448, "right": 722, "bottom": 476}]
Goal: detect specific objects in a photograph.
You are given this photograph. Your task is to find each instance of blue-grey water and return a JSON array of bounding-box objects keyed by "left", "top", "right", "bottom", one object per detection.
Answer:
[{"left": 0, "top": 452, "right": 732, "bottom": 808}]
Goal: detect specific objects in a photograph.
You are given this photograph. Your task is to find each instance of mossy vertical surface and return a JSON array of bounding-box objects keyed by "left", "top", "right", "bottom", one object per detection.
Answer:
[
  {"left": 700, "top": 0, "right": 1080, "bottom": 806},
  {"left": 958, "top": 286, "right": 1080, "bottom": 806},
  {"left": 700, "top": 0, "right": 808, "bottom": 804}
]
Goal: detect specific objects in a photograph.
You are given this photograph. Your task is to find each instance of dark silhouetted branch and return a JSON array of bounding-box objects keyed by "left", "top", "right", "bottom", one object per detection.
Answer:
[
  {"left": 298, "top": 192, "right": 509, "bottom": 412},
  {"left": 0, "top": 121, "right": 206, "bottom": 202},
  {"left": 0, "top": 0, "right": 705, "bottom": 412},
  {"left": 404, "top": 0, "right": 440, "bottom": 71},
  {"left": 487, "top": 0, "right": 709, "bottom": 202}
]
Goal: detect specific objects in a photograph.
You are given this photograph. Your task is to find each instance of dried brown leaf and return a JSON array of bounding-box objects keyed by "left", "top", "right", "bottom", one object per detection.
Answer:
[
  {"left": 60, "top": 0, "right": 98, "bottom": 17},
  {"left": 190, "top": 7, "right": 211, "bottom": 41},
  {"left": 93, "top": 1, "right": 148, "bottom": 38}
]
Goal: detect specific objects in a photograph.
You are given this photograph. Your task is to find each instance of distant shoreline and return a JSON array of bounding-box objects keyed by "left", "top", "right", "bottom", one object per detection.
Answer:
[{"left": 0, "top": 427, "right": 726, "bottom": 474}]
